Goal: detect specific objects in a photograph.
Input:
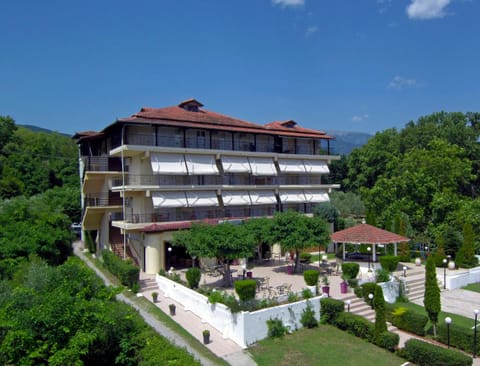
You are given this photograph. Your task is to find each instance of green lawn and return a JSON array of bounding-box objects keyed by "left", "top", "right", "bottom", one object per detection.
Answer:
[
  {"left": 463, "top": 283, "right": 480, "bottom": 293},
  {"left": 249, "top": 324, "right": 406, "bottom": 366}
]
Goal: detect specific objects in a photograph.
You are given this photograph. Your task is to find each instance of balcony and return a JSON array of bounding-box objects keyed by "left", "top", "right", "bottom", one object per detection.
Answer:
[{"left": 82, "top": 156, "right": 122, "bottom": 172}]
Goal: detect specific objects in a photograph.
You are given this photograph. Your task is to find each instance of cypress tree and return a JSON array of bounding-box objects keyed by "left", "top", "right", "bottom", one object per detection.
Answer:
[
  {"left": 374, "top": 285, "right": 387, "bottom": 343},
  {"left": 424, "top": 254, "right": 441, "bottom": 337},
  {"left": 462, "top": 222, "right": 477, "bottom": 267}
]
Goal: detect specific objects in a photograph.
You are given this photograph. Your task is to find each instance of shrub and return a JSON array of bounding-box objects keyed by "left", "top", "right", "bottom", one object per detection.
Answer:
[
  {"left": 234, "top": 279, "right": 257, "bottom": 301},
  {"left": 300, "top": 302, "right": 318, "bottom": 328},
  {"left": 185, "top": 267, "right": 201, "bottom": 289},
  {"left": 375, "top": 268, "right": 390, "bottom": 283},
  {"left": 334, "top": 312, "right": 374, "bottom": 341},
  {"left": 302, "top": 288, "right": 313, "bottom": 299},
  {"left": 374, "top": 331, "right": 399, "bottom": 352},
  {"left": 288, "top": 291, "right": 299, "bottom": 302},
  {"left": 266, "top": 318, "right": 288, "bottom": 338},
  {"left": 353, "top": 285, "right": 363, "bottom": 299},
  {"left": 341, "top": 262, "right": 360, "bottom": 280},
  {"left": 303, "top": 269, "right": 319, "bottom": 286},
  {"left": 347, "top": 278, "right": 358, "bottom": 288},
  {"left": 387, "top": 306, "right": 428, "bottom": 336},
  {"left": 300, "top": 252, "right": 312, "bottom": 263},
  {"left": 101, "top": 250, "right": 139, "bottom": 290},
  {"left": 320, "top": 297, "right": 344, "bottom": 324},
  {"left": 373, "top": 286, "right": 387, "bottom": 342},
  {"left": 379, "top": 255, "right": 399, "bottom": 272},
  {"left": 401, "top": 339, "right": 472, "bottom": 366},
  {"left": 361, "top": 282, "right": 377, "bottom": 305}
]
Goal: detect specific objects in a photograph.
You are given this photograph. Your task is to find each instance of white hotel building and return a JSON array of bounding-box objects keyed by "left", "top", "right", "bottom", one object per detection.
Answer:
[{"left": 74, "top": 99, "right": 340, "bottom": 274}]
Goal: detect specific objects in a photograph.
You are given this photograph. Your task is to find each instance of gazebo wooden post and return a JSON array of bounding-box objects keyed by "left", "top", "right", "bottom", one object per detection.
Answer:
[
  {"left": 373, "top": 244, "right": 377, "bottom": 263},
  {"left": 394, "top": 242, "right": 398, "bottom": 256},
  {"left": 342, "top": 243, "right": 346, "bottom": 261}
]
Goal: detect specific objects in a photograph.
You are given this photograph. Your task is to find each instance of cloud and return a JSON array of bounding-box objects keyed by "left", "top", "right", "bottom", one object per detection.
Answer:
[
  {"left": 406, "top": 0, "right": 451, "bottom": 19},
  {"left": 388, "top": 76, "right": 419, "bottom": 90},
  {"left": 352, "top": 114, "right": 369, "bottom": 122},
  {"left": 305, "top": 26, "right": 318, "bottom": 37},
  {"left": 272, "top": 0, "right": 305, "bottom": 7}
]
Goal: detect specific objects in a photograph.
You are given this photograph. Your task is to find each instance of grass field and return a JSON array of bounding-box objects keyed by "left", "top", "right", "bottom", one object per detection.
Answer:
[
  {"left": 463, "top": 283, "right": 480, "bottom": 293},
  {"left": 249, "top": 324, "right": 406, "bottom": 366}
]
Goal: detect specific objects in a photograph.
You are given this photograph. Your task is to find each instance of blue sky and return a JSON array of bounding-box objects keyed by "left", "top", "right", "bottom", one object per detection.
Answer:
[{"left": 1, "top": 0, "right": 479, "bottom": 135}]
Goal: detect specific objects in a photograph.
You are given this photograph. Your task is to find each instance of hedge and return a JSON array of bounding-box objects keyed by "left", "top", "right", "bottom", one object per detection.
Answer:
[
  {"left": 437, "top": 322, "right": 479, "bottom": 354},
  {"left": 374, "top": 331, "right": 399, "bottom": 352},
  {"left": 379, "top": 255, "right": 399, "bottom": 273},
  {"left": 361, "top": 282, "right": 377, "bottom": 305},
  {"left": 401, "top": 339, "right": 472, "bottom": 366},
  {"left": 102, "top": 250, "right": 139, "bottom": 290},
  {"left": 320, "top": 297, "right": 344, "bottom": 324},
  {"left": 341, "top": 262, "right": 360, "bottom": 280},
  {"left": 303, "top": 269, "right": 320, "bottom": 286},
  {"left": 185, "top": 267, "right": 201, "bottom": 289},
  {"left": 386, "top": 306, "right": 428, "bottom": 336},
  {"left": 334, "top": 312, "right": 374, "bottom": 341},
  {"left": 234, "top": 279, "right": 257, "bottom": 301}
]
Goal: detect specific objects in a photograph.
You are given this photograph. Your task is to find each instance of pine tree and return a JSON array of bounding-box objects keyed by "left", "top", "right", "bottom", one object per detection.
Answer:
[
  {"left": 461, "top": 222, "right": 477, "bottom": 267},
  {"left": 374, "top": 285, "right": 387, "bottom": 343},
  {"left": 424, "top": 254, "right": 441, "bottom": 337}
]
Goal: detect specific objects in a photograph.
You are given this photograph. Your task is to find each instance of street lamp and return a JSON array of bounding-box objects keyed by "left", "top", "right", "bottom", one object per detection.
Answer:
[
  {"left": 403, "top": 266, "right": 407, "bottom": 278},
  {"left": 443, "top": 258, "right": 447, "bottom": 289},
  {"left": 368, "top": 293, "right": 374, "bottom": 309},
  {"left": 474, "top": 309, "right": 479, "bottom": 358},
  {"left": 167, "top": 247, "right": 172, "bottom": 269},
  {"left": 445, "top": 317, "right": 452, "bottom": 348},
  {"left": 345, "top": 299, "right": 351, "bottom": 312},
  {"left": 367, "top": 246, "right": 372, "bottom": 271}
]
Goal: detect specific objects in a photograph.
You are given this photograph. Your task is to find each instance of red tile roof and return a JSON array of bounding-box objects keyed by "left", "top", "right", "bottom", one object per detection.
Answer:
[
  {"left": 330, "top": 224, "right": 410, "bottom": 244},
  {"left": 117, "top": 100, "right": 334, "bottom": 140}
]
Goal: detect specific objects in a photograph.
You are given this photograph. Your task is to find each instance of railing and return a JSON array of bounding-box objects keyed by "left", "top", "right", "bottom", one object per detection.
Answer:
[
  {"left": 122, "top": 205, "right": 278, "bottom": 224},
  {"left": 84, "top": 195, "right": 123, "bottom": 207},
  {"left": 111, "top": 174, "right": 323, "bottom": 187},
  {"left": 82, "top": 156, "right": 122, "bottom": 172},
  {"left": 119, "top": 132, "right": 334, "bottom": 155}
]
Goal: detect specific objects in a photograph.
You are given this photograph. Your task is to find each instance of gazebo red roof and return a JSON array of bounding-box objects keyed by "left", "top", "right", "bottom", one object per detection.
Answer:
[{"left": 330, "top": 223, "right": 409, "bottom": 244}]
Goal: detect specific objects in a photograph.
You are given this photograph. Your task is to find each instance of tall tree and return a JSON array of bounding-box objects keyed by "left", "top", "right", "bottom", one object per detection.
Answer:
[
  {"left": 172, "top": 222, "right": 256, "bottom": 287},
  {"left": 374, "top": 285, "right": 387, "bottom": 343},
  {"left": 271, "top": 210, "right": 330, "bottom": 273},
  {"left": 424, "top": 254, "right": 441, "bottom": 337}
]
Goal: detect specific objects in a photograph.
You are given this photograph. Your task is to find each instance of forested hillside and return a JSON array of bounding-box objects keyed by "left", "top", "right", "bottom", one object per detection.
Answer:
[{"left": 331, "top": 111, "right": 480, "bottom": 260}]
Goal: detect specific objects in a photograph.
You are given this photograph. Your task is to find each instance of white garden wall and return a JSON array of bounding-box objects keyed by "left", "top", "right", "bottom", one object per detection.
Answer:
[
  {"left": 156, "top": 274, "right": 324, "bottom": 348},
  {"left": 446, "top": 267, "right": 480, "bottom": 290}
]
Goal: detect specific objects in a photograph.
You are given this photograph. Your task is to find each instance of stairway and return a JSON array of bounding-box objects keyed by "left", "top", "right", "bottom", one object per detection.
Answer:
[
  {"left": 109, "top": 226, "right": 140, "bottom": 266},
  {"left": 342, "top": 294, "right": 397, "bottom": 331}
]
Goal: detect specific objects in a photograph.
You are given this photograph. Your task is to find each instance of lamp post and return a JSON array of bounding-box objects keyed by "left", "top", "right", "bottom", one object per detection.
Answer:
[
  {"left": 445, "top": 317, "right": 452, "bottom": 348},
  {"left": 474, "top": 309, "right": 479, "bottom": 358},
  {"left": 367, "top": 246, "right": 372, "bottom": 271},
  {"left": 403, "top": 266, "right": 407, "bottom": 278},
  {"left": 443, "top": 258, "right": 447, "bottom": 289},
  {"left": 345, "top": 299, "right": 351, "bottom": 312},
  {"left": 167, "top": 247, "right": 172, "bottom": 269},
  {"left": 368, "top": 293, "right": 374, "bottom": 309}
]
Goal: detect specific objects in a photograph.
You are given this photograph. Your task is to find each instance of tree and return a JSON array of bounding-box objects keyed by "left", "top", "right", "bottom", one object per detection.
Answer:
[
  {"left": 374, "top": 285, "right": 387, "bottom": 343},
  {"left": 424, "top": 254, "right": 441, "bottom": 337},
  {"left": 456, "top": 222, "right": 477, "bottom": 268},
  {"left": 172, "top": 222, "right": 256, "bottom": 287},
  {"left": 271, "top": 210, "right": 330, "bottom": 273},
  {"left": 0, "top": 115, "right": 17, "bottom": 152}
]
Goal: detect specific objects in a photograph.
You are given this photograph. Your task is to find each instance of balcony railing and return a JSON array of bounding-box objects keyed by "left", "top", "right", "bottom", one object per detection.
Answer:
[
  {"left": 118, "top": 132, "right": 332, "bottom": 155},
  {"left": 84, "top": 195, "right": 123, "bottom": 207},
  {"left": 111, "top": 174, "right": 323, "bottom": 188},
  {"left": 82, "top": 156, "right": 122, "bottom": 172}
]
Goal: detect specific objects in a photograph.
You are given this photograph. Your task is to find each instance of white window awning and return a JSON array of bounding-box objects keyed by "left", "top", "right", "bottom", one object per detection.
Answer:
[
  {"left": 222, "top": 191, "right": 252, "bottom": 206},
  {"left": 249, "top": 157, "right": 277, "bottom": 176},
  {"left": 151, "top": 192, "right": 188, "bottom": 208},
  {"left": 303, "top": 159, "right": 329, "bottom": 174},
  {"left": 278, "top": 158, "right": 307, "bottom": 173},
  {"left": 304, "top": 190, "right": 330, "bottom": 203},
  {"left": 150, "top": 153, "right": 187, "bottom": 174},
  {"left": 185, "top": 154, "right": 219, "bottom": 175},
  {"left": 186, "top": 191, "right": 219, "bottom": 207},
  {"left": 221, "top": 156, "right": 251, "bottom": 173},
  {"left": 279, "top": 190, "right": 307, "bottom": 203},
  {"left": 249, "top": 191, "right": 277, "bottom": 205}
]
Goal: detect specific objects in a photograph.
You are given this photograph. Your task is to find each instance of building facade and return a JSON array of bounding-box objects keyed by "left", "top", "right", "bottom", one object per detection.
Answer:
[{"left": 74, "top": 99, "right": 340, "bottom": 274}]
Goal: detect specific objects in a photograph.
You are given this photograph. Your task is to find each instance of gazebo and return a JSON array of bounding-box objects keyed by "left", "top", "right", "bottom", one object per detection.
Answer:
[{"left": 330, "top": 223, "right": 410, "bottom": 262}]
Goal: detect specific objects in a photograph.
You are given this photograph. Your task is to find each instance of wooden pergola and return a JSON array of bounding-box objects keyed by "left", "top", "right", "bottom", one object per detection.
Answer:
[{"left": 330, "top": 223, "right": 410, "bottom": 262}]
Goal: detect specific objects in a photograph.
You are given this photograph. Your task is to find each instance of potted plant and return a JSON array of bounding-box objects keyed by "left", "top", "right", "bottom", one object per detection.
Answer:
[
  {"left": 321, "top": 276, "right": 330, "bottom": 297},
  {"left": 202, "top": 329, "right": 210, "bottom": 344},
  {"left": 340, "top": 274, "right": 348, "bottom": 294},
  {"left": 169, "top": 303, "right": 176, "bottom": 316},
  {"left": 151, "top": 291, "right": 159, "bottom": 303},
  {"left": 303, "top": 269, "right": 320, "bottom": 295}
]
